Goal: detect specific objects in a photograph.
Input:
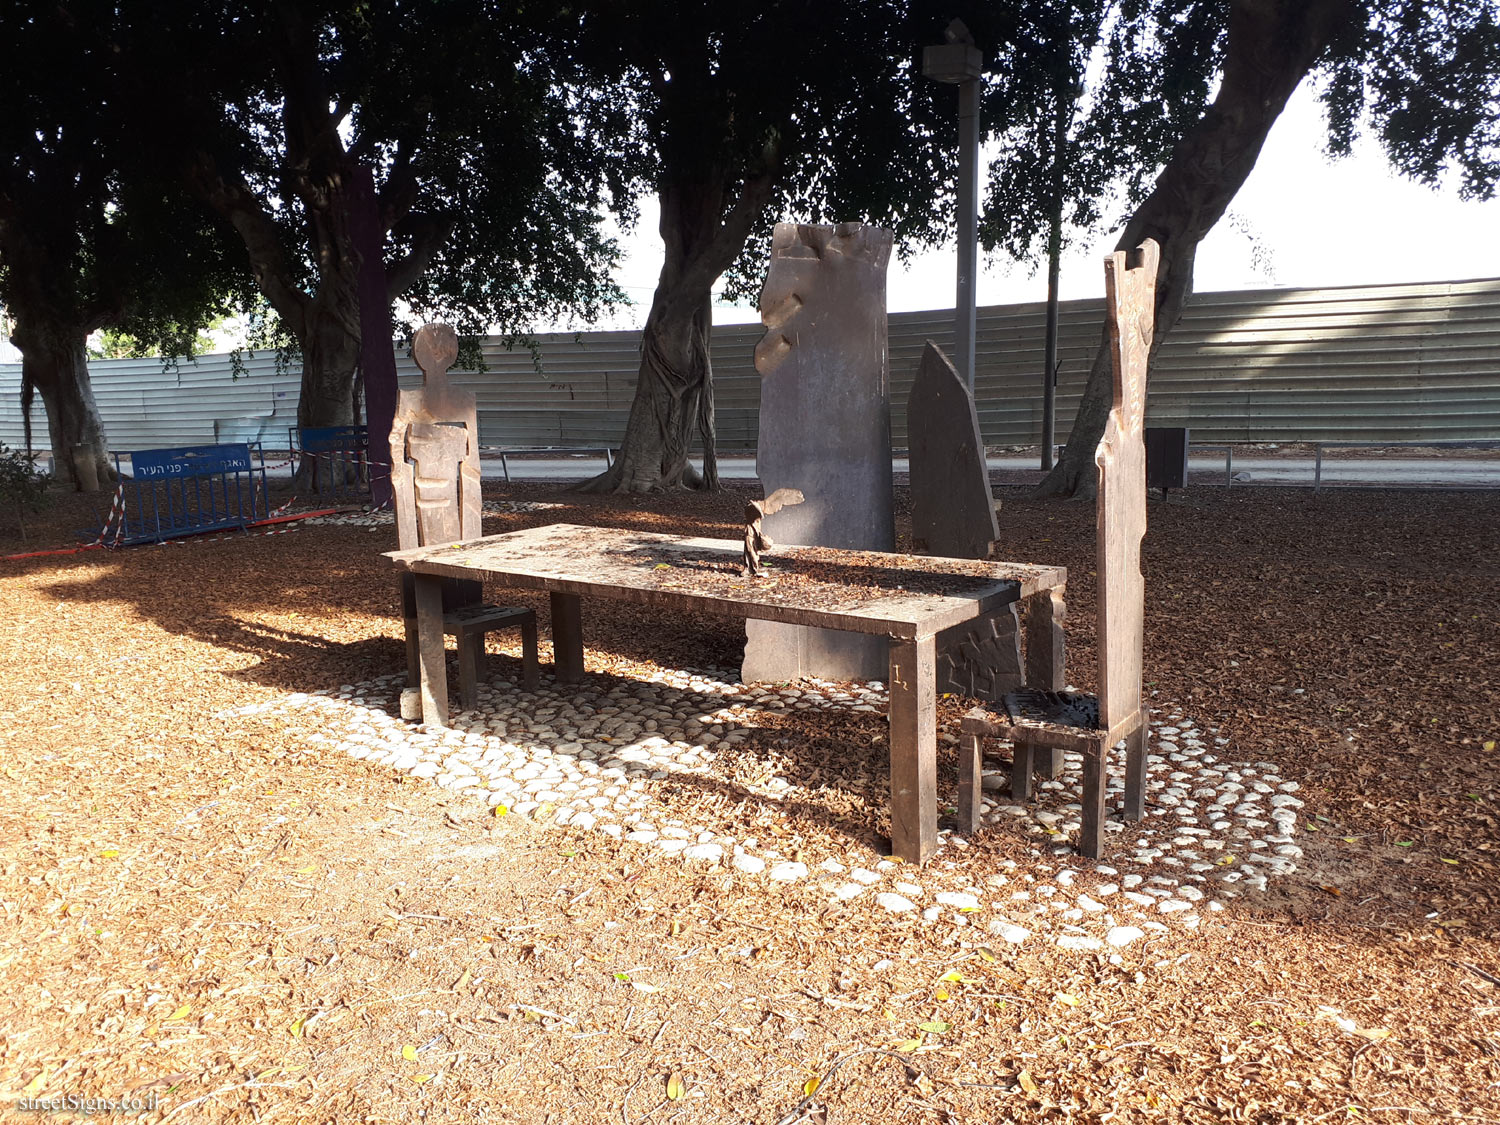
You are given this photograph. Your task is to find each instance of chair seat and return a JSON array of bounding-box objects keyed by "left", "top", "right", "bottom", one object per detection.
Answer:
[
  {"left": 962, "top": 691, "right": 1101, "bottom": 741},
  {"left": 402, "top": 602, "right": 539, "bottom": 709},
  {"left": 958, "top": 693, "right": 1148, "bottom": 860},
  {"left": 441, "top": 603, "right": 534, "bottom": 633}
]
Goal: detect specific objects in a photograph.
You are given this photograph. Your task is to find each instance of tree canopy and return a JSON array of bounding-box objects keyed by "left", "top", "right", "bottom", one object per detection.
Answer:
[
  {"left": 0, "top": 0, "right": 254, "bottom": 486},
  {"left": 139, "top": 0, "right": 642, "bottom": 429},
  {"left": 1036, "top": 0, "right": 1500, "bottom": 498},
  {"left": 979, "top": 0, "right": 1221, "bottom": 267},
  {"left": 572, "top": 0, "right": 1024, "bottom": 492}
]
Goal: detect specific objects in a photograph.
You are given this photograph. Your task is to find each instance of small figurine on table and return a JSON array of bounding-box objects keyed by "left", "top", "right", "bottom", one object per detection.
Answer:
[{"left": 743, "top": 488, "right": 805, "bottom": 577}]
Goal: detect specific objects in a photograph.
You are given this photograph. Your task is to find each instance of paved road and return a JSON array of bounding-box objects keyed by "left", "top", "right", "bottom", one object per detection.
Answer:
[
  {"left": 119, "top": 449, "right": 1495, "bottom": 489},
  {"left": 472, "top": 452, "right": 1500, "bottom": 488}
]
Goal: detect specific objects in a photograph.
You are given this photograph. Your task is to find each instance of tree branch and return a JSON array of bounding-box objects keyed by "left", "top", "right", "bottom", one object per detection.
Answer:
[
  {"left": 377, "top": 140, "right": 421, "bottom": 233},
  {"left": 663, "top": 160, "right": 780, "bottom": 323},
  {"left": 384, "top": 212, "right": 454, "bottom": 302},
  {"left": 187, "top": 154, "right": 309, "bottom": 338},
  {"left": 80, "top": 298, "right": 123, "bottom": 336}
]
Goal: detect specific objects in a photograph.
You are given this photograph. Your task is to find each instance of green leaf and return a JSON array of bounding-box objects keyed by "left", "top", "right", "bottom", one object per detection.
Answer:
[{"left": 918, "top": 1020, "right": 951, "bottom": 1034}]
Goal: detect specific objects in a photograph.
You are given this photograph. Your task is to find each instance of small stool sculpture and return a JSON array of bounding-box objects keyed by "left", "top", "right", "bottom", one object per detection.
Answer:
[
  {"left": 958, "top": 240, "right": 1160, "bottom": 859},
  {"left": 392, "top": 324, "right": 538, "bottom": 718}
]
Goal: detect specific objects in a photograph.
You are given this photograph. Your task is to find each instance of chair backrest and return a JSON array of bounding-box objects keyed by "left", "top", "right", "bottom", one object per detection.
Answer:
[
  {"left": 1095, "top": 240, "right": 1159, "bottom": 735},
  {"left": 389, "top": 323, "right": 482, "bottom": 551}
]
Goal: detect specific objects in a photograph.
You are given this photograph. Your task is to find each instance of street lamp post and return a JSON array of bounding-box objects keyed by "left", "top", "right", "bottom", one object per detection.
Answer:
[{"left": 923, "top": 20, "right": 984, "bottom": 393}]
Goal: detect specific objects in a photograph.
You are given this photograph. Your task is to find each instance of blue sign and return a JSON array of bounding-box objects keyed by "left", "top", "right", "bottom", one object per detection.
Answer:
[
  {"left": 300, "top": 426, "right": 368, "bottom": 453},
  {"left": 130, "top": 444, "right": 254, "bottom": 480}
]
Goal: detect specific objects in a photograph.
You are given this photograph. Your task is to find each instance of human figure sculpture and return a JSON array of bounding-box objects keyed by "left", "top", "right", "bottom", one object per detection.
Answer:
[
  {"left": 390, "top": 323, "right": 482, "bottom": 550},
  {"left": 390, "top": 323, "right": 486, "bottom": 722},
  {"left": 742, "top": 487, "right": 805, "bottom": 577}
]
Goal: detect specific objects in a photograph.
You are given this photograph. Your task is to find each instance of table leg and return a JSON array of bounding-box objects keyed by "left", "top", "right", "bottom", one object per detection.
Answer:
[
  {"left": 1010, "top": 738, "right": 1036, "bottom": 799},
  {"left": 1024, "top": 585, "right": 1066, "bottom": 688},
  {"left": 1079, "top": 739, "right": 1106, "bottom": 860},
  {"left": 956, "top": 730, "right": 983, "bottom": 836},
  {"left": 1025, "top": 586, "right": 1067, "bottom": 778},
  {"left": 1123, "top": 708, "right": 1149, "bottom": 822},
  {"left": 520, "top": 616, "right": 540, "bottom": 692},
  {"left": 888, "top": 635, "right": 937, "bottom": 865},
  {"left": 413, "top": 573, "right": 449, "bottom": 727},
  {"left": 550, "top": 592, "right": 585, "bottom": 682}
]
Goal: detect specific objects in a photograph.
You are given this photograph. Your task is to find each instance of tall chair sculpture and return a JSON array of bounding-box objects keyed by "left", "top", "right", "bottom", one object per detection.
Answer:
[
  {"left": 957, "top": 239, "right": 1159, "bottom": 858},
  {"left": 392, "top": 324, "right": 538, "bottom": 718}
]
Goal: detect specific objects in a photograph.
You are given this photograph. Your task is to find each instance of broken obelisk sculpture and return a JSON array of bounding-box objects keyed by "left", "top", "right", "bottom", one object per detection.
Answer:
[{"left": 743, "top": 221, "right": 896, "bottom": 684}]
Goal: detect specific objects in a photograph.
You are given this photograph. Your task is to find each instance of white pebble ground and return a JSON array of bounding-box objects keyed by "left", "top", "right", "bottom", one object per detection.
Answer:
[{"left": 224, "top": 662, "right": 1302, "bottom": 955}]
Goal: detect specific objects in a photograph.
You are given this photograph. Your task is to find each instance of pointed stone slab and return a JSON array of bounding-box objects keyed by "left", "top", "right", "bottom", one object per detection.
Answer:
[
  {"left": 908, "top": 339, "right": 998, "bottom": 560},
  {"left": 907, "top": 341, "right": 1016, "bottom": 700},
  {"left": 744, "top": 222, "right": 896, "bottom": 684}
]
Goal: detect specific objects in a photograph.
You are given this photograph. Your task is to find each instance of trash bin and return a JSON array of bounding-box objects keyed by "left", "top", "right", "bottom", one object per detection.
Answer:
[{"left": 1145, "top": 427, "right": 1189, "bottom": 491}]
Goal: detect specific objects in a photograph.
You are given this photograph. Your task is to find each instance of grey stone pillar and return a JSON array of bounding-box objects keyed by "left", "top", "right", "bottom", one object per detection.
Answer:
[{"left": 743, "top": 222, "right": 895, "bottom": 684}]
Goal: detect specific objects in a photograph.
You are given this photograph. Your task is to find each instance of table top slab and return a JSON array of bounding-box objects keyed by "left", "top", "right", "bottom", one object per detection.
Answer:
[{"left": 387, "top": 524, "right": 1065, "bottom": 640}]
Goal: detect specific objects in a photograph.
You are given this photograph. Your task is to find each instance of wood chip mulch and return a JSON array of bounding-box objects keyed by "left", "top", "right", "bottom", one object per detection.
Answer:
[{"left": 0, "top": 477, "right": 1496, "bottom": 1123}]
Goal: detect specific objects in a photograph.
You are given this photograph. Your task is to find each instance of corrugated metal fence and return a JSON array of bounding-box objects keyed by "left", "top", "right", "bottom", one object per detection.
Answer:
[{"left": 2, "top": 276, "right": 1496, "bottom": 453}]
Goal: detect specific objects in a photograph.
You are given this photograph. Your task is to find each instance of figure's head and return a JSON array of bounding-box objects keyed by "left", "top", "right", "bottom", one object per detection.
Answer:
[{"left": 413, "top": 323, "right": 460, "bottom": 381}]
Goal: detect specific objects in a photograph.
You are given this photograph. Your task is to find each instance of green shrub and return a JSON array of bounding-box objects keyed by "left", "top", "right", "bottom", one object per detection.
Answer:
[{"left": 0, "top": 444, "right": 52, "bottom": 540}]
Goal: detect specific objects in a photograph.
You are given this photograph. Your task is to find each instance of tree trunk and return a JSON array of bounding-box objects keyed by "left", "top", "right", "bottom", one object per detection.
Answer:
[
  {"left": 580, "top": 181, "right": 730, "bottom": 494},
  {"left": 291, "top": 274, "right": 362, "bottom": 489},
  {"left": 1037, "top": 0, "right": 1352, "bottom": 499},
  {"left": 297, "top": 298, "right": 361, "bottom": 429},
  {"left": 349, "top": 164, "right": 398, "bottom": 508},
  {"left": 10, "top": 316, "right": 113, "bottom": 490},
  {"left": 583, "top": 285, "right": 717, "bottom": 493}
]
